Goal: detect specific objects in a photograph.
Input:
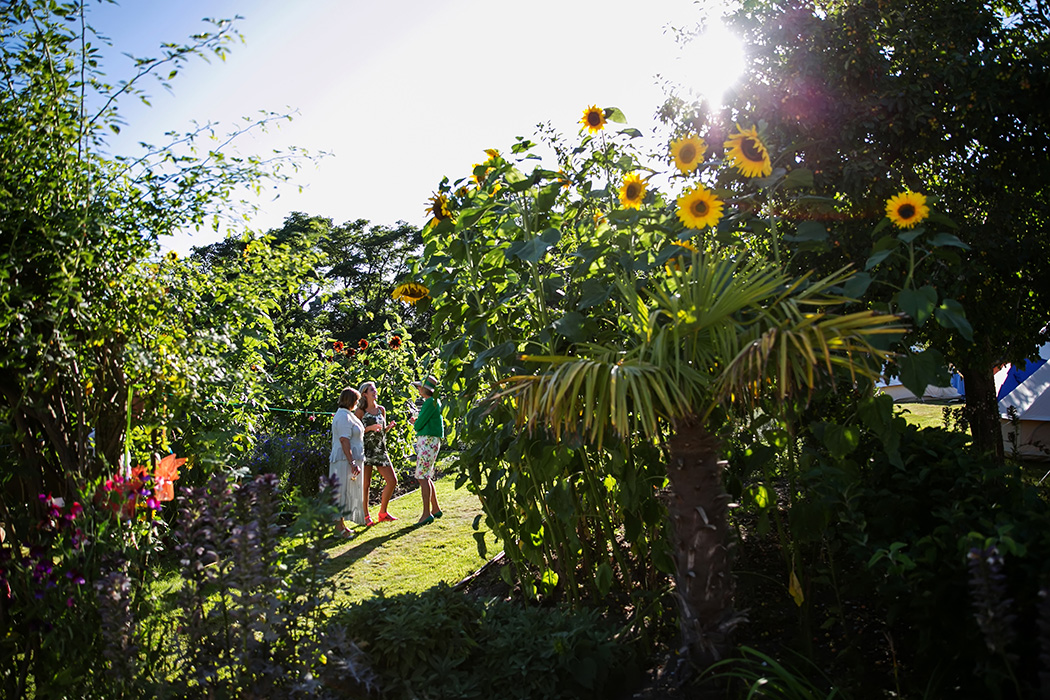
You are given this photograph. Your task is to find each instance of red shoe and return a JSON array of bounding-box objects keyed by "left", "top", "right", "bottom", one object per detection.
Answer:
[
  {"left": 377, "top": 512, "right": 398, "bottom": 523},
  {"left": 364, "top": 516, "right": 375, "bottom": 527}
]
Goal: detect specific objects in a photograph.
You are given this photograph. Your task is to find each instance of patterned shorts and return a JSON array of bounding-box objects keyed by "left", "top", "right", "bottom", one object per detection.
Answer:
[{"left": 414, "top": 436, "right": 442, "bottom": 480}]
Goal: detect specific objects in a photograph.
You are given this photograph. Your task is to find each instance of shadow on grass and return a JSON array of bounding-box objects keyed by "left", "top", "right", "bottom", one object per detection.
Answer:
[{"left": 321, "top": 523, "right": 422, "bottom": 575}]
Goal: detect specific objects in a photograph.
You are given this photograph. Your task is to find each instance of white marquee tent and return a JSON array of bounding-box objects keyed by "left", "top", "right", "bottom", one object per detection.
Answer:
[{"left": 1000, "top": 360, "right": 1050, "bottom": 461}]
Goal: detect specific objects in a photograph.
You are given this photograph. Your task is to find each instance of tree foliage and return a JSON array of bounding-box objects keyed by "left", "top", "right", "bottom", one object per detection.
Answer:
[
  {"left": 0, "top": 0, "right": 308, "bottom": 510},
  {"left": 694, "top": 0, "right": 1050, "bottom": 458}
]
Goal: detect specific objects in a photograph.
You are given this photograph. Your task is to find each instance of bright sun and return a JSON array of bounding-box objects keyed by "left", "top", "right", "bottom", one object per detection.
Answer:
[{"left": 669, "top": 21, "right": 745, "bottom": 108}]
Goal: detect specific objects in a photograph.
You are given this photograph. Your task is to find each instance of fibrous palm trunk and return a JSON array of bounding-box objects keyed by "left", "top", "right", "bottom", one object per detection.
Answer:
[{"left": 664, "top": 416, "right": 741, "bottom": 673}]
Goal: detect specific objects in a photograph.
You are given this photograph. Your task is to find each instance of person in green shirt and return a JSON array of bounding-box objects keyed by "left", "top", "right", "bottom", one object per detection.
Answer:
[{"left": 411, "top": 374, "right": 444, "bottom": 525}]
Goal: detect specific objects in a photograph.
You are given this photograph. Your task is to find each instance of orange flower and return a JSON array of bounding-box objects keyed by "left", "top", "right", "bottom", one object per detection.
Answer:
[
  {"left": 333, "top": 341, "right": 344, "bottom": 353},
  {"left": 359, "top": 339, "right": 369, "bottom": 349},
  {"left": 154, "top": 453, "right": 185, "bottom": 503}
]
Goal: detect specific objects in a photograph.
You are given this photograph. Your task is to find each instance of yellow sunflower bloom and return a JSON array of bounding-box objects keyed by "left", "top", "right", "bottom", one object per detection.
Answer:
[
  {"left": 724, "top": 124, "right": 772, "bottom": 178},
  {"left": 885, "top": 191, "right": 930, "bottom": 229},
  {"left": 618, "top": 173, "right": 647, "bottom": 209},
  {"left": 426, "top": 193, "right": 452, "bottom": 222},
  {"left": 670, "top": 135, "right": 707, "bottom": 174},
  {"left": 484, "top": 148, "right": 501, "bottom": 162},
  {"left": 392, "top": 282, "right": 430, "bottom": 305},
  {"left": 580, "top": 105, "right": 606, "bottom": 134},
  {"left": 471, "top": 164, "right": 492, "bottom": 186},
  {"left": 676, "top": 185, "right": 725, "bottom": 230},
  {"left": 673, "top": 240, "right": 699, "bottom": 253}
]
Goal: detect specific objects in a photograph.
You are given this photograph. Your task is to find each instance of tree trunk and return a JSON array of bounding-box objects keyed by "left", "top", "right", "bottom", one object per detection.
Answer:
[
  {"left": 664, "top": 416, "right": 742, "bottom": 673},
  {"left": 957, "top": 359, "right": 1004, "bottom": 464}
]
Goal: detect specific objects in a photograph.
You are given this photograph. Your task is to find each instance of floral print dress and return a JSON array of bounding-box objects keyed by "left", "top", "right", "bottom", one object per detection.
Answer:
[{"left": 361, "top": 407, "right": 392, "bottom": 468}]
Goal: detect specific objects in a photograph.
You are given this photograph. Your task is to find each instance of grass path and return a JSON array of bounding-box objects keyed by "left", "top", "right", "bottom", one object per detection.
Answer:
[{"left": 319, "top": 478, "right": 499, "bottom": 605}]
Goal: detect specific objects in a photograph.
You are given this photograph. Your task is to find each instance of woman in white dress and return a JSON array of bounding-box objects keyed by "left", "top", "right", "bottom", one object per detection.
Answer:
[{"left": 330, "top": 386, "right": 366, "bottom": 535}]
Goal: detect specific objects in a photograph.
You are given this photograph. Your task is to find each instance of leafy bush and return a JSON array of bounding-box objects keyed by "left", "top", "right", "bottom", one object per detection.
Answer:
[
  {"left": 800, "top": 423, "right": 1050, "bottom": 696},
  {"left": 0, "top": 470, "right": 376, "bottom": 698},
  {"left": 245, "top": 430, "right": 330, "bottom": 504},
  {"left": 337, "top": 583, "right": 637, "bottom": 699}
]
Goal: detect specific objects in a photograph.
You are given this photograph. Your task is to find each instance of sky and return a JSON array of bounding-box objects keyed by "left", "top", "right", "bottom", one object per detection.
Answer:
[{"left": 89, "top": 0, "right": 741, "bottom": 254}]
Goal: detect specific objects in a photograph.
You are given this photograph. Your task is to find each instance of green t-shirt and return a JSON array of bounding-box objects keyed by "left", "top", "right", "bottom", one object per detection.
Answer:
[{"left": 413, "top": 396, "right": 444, "bottom": 438}]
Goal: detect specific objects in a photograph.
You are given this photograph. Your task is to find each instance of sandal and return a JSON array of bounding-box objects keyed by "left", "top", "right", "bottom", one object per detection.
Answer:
[
  {"left": 364, "top": 516, "right": 375, "bottom": 527},
  {"left": 378, "top": 512, "right": 398, "bottom": 523}
]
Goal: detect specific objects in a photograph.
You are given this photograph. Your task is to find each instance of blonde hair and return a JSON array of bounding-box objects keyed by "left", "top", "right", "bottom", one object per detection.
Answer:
[
  {"left": 338, "top": 387, "right": 360, "bottom": 410},
  {"left": 357, "top": 381, "right": 376, "bottom": 411}
]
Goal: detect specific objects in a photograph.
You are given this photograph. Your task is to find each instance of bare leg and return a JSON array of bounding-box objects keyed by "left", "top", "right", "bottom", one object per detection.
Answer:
[
  {"left": 418, "top": 479, "right": 432, "bottom": 522},
  {"left": 362, "top": 463, "right": 374, "bottom": 521},
  {"left": 429, "top": 479, "right": 440, "bottom": 513},
  {"left": 377, "top": 464, "right": 397, "bottom": 516}
]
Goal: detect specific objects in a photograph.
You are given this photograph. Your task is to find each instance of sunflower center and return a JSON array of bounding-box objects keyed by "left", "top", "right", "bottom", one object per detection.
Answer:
[
  {"left": 691, "top": 200, "right": 710, "bottom": 217},
  {"left": 741, "top": 138, "right": 764, "bottom": 162},
  {"left": 898, "top": 204, "right": 916, "bottom": 219},
  {"left": 626, "top": 183, "right": 641, "bottom": 200},
  {"left": 587, "top": 111, "right": 602, "bottom": 126},
  {"left": 680, "top": 143, "right": 696, "bottom": 162}
]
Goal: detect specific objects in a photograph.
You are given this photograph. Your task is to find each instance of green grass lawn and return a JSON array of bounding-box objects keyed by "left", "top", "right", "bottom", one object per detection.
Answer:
[
  {"left": 894, "top": 400, "right": 963, "bottom": 431},
  {"left": 319, "top": 477, "right": 500, "bottom": 605}
]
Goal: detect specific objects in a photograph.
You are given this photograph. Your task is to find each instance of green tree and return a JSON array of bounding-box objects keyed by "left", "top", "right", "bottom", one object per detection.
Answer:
[
  {"left": 504, "top": 251, "right": 902, "bottom": 670},
  {"left": 0, "top": 0, "right": 306, "bottom": 509},
  {"left": 700, "top": 0, "right": 1050, "bottom": 459}
]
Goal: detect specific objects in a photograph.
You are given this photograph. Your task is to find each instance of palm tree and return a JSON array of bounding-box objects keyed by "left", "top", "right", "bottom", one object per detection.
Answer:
[{"left": 498, "top": 249, "right": 905, "bottom": 673}]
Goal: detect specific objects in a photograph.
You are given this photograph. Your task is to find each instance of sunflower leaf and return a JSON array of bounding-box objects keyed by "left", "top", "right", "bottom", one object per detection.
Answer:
[
  {"left": 897, "top": 227, "right": 925, "bottom": 244},
  {"left": 934, "top": 298, "right": 973, "bottom": 341},
  {"left": 604, "top": 107, "right": 627, "bottom": 123},
  {"left": 927, "top": 232, "right": 969, "bottom": 249},
  {"left": 578, "top": 279, "right": 612, "bottom": 310},
  {"left": 897, "top": 286, "right": 938, "bottom": 327},
  {"left": 842, "top": 272, "right": 873, "bottom": 300},
  {"left": 620, "top": 127, "right": 643, "bottom": 138},
  {"left": 864, "top": 249, "right": 893, "bottom": 270},
  {"left": 553, "top": 312, "right": 585, "bottom": 342},
  {"left": 782, "top": 168, "right": 814, "bottom": 189},
  {"left": 784, "top": 221, "right": 828, "bottom": 242}
]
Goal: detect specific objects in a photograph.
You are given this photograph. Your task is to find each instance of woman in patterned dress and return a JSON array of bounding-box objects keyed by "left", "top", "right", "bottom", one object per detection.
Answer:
[{"left": 355, "top": 380, "right": 398, "bottom": 525}]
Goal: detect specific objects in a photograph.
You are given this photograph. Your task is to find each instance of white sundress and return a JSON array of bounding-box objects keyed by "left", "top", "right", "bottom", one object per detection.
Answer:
[{"left": 329, "top": 407, "right": 366, "bottom": 525}]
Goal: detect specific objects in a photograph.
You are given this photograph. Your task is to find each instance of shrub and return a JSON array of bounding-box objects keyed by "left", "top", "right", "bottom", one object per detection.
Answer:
[
  {"left": 336, "top": 583, "right": 636, "bottom": 699},
  {"left": 801, "top": 424, "right": 1050, "bottom": 696}
]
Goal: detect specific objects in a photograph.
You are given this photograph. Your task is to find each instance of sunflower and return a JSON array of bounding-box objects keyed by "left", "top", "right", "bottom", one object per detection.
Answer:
[
  {"left": 484, "top": 148, "right": 501, "bottom": 162},
  {"left": 676, "top": 185, "right": 725, "bottom": 230},
  {"left": 389, "top": 335, "right": 402, "bottom": 350},
  {"left": 359, "top": 339, "right": 369, "bottom": 349},
  {"left": 724, "top": 125, "right": 772, "bottom": 178},
  {"left": 885, "top": 191, "right": 930, "bottom": 229},
  {"left": 392, "top": 282, "right": 431, "bottom": 305},
  {"left": 619, "top": 173, "right": 647, "bottom": 209},
  {"left": 426, "top": 192, "right": 452, "bottom": 222},
  {"left": 333, "top": 341, "right": 344, "bottom": 353},
  {"left": 580, "top": 105, "right": 606, "bottom": 134},
  {"left": 673, "top": 240, "right": 699, "bottom": 253},
  {"left": 670, "top": 135, "right": 707, "bottom": 174}
]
